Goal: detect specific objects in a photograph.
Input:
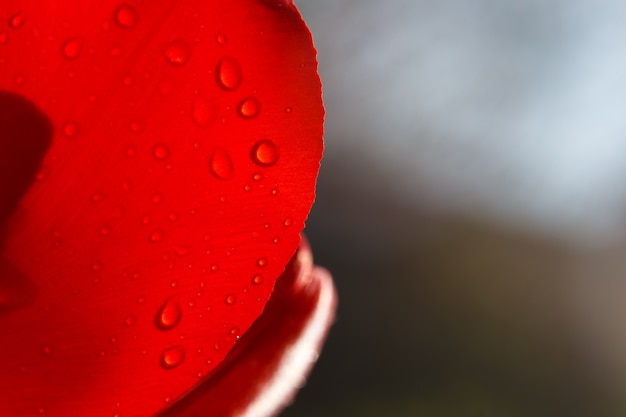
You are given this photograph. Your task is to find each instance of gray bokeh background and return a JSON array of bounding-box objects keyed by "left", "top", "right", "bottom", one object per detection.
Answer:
[{"left": 283, "top": 1, "right": 626, "bottom": 416}]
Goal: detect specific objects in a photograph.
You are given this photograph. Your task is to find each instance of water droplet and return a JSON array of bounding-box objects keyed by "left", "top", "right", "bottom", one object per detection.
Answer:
[
  {"left": 151, "top": 193, "right": 163, "bottom": 204},
  {"left": 283, "top": 217, "right": 294, "bottom": 227},
  {"left": 150, "top": 229, "right": 165, "bottom": 242},
  {"left": 153, "top": 144, "right": 170, "bottom": 160},
  {"left": 155, "top": 299, "right": 182, "bottom": 330},
  {"left": 174, "top": 245, "right": 190, "bottom": 256},
  {"left": 163, "top": 39, "right": 191, "bottom": 66},
  {"left": 271, "top": 188, "right": 279, "bottom": 196},
  {"left": 237, "top": 97, "right": 261, "bottom": 119},
  {"left": 125, "top": 146, "right": 136, "bottom": 157},
  {"left": 160, "top": 345, "right": 185, "bottom": 369},
  {"left": 225, "top": 294, "right": 236, "bottom": 305},
  {"left": 137, "top": 296, "right": 147, "bottom": 304},
  {"left": 124, "top": 315, "right": 136, "bottom": 327},
  {"left": 191, "top": 96, "right": 218, "bottom": 128},
  {"left": 99, "top": 225, "right": 112, "bottom": 236},
  {"left": 91, "top": 262, "right": 102, "bottom": 272},
  {"left": 168, "top": 212, "right": 179, "bottom": 222},
  {"left": 251, "top": 139, "right": 279, "bottom": 167},
  {"left": 91, "top": 191, "right": 103, "bottom": 203},
  {"left": 252, "top": 274, "right": 264, "bottom": 285},
  {"left": 62, "top": 121, "right": 78, "bottom": 138},
  {"left": 41, "top": 345, "right": 53, "bottom": 356},
  {"left": 257, "top": 258, "right": 268, "bottom": 268},
  {"left": 122, "top": 74, "right": 134, "bottom": 86},
  {"left": 0, "top": 32, "right": 7, "bottom": 44},
  {"left": 216, "top": 57, "right": 242, "bottom": 91},
  {"left": 216, "top": 32, "right": 227, "bottom": 45},
  {"left": 115, "top": 4, "right": 139, "bottom": 29},
  {"left": 229, "top": 327, "right": 240, "bottom": 338},
  {"left": 129, "top": 120, "right": 143, "bottom": 133},
  {"left": 252, "top": 172, "right": 263, "bottom": 182},
  {"left": 9, "top": 12, "right": 26, "bottom": 29},
  {"left": 209, "top": 147, "right": 234, "bottom": 180},
  {"left": 62, "top": 38, "right": 82, "bottom": 60}
]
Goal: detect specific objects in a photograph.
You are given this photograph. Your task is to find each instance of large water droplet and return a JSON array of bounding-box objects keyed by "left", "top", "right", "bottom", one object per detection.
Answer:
[
  {"left": 115, "top": 4, "right": 139, "bottom": 29},
  {"left": 209, "top": 147, "right": 234, "bottom": 180},
  {"left": 62, "top": 38, "right": 82, "bottom": 60},
  {"left": 237, "top": 97, "right": 261, "bottom": 119},
  {"left": 164, "top": 39, "right": 191, "bottom": 66},
  {"left": 160, "top": 345, "right": 185, "bottom": 369},
  {"left": 9, "top": 12, "right": 26, "bottom": 29},
  {"left": 216, "top": 57, "right": 242, "bottom": 91},
  {"left": 155, "top": 299, "right": 182, "bottom": 331},
  {"left": 191, "top": 97, "right": 218, "bottom": 128},
  {"left": 250, "top": 139, "right": 279, "bottom": 167}
]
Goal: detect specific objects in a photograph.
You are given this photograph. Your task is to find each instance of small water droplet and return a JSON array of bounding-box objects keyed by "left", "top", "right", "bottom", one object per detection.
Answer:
[
  {"left": 237, "top": 97, "right": 261, "bottom": 119},
  {"left": 137, "top": 296, "right": 147, "bottom": 304},
  {"left": 122, "top": 74, "right": 134, "bottom": 86},
  {"left": 91, "top": 262, "right": 102, "bottom": 272},
  {"left": 150, "top": 229, "right": 165, "bottom": 243},
  {"left": 153, "top": 144, "right": 170, "bottom": 160},
  {"left": 225, "top": 294, "right": 236, "bottom": 306},
  {"left": 257, "top": 258, "right": 268, "bottom": 268},
  {"left": 168, "top": 212, "right": 179, "bottom": 222},
  {"left": 99, "top": 225, "right": 112, "bottom": 236},
  {"left": 91, "top": 191, "right": 103, "bottom": 203},
  {"left": 37, "top": 406, "right": 46, "bottom": 414},
  {"left": 229, "top": 327, "right": 240, "bottom": 338},
  {"left": 252, "top": 172, "right": 263, "bottom": 182},
  {"left": 63, "top": 121, "right": 78, "bottom": 138},
  {"left": 125, "top": 146, "right": 136, "bottom": 157},
  {"left": 216, "top": 32, "right": 227, "bottom": 45},
  {"left": 283, "top": 217, "right": 294, "bottom": 227},
  {"left": 163, "top": 39, "right": 191, "bottom": 66},
  {"left": 191, "top": 96, "right": 218, "bottom": 128},
  {"left": 41, "top": 345, "right": 53, "bottom": 356},
  {"left": 252, "top": 274, "right": 264, "bottom": 285},
  {"left": 0, "top": 31, "right": 7, "bottom": 44},
  {"left": 155, "top": 299, "right": 182, "bottom": 330},
  {"left": 9, "top": 12, "right": 26, "bottom": 29},
  {"left": 216, "top": 57, "right": 242, "bottom": 91},
  {"left": 271, "top": 188, "right": 279, "bottom": 196},
  {"left": 209, "top": 147, "right": 234, "bottom": 180},
  {"left": 251, "top": 139, "right": 279, "bottom": 167},
  {"left": 160, "top": 346, "right": 185, "bottom": 369},
  {"left": 129, "top": 120, "right": 143, "bottom": 133},
  {"left": 115, "top": 4, "right": 139, "bottom": 28},
  {"left": 124, "top": 315, "right": 136, "bottom": 327},
  {"left": 151, "top": 193, "right": 163, "bottom": 204},
  {"left": 62, "top": 38, "right": 82, "bottom": 60}
]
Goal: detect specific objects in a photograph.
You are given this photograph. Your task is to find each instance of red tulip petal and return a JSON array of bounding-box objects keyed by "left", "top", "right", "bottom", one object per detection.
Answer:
[
  {"left": 157, "top": 238, "right": 337, "bottom": 417},
  {"left": 0, "top": 1, "right": 323, "bottom": 416}
]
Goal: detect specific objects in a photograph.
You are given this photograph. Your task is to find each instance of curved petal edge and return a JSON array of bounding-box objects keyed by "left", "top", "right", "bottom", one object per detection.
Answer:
[{"left": 158, "top": 238, "right": 337, "bottom": 417}]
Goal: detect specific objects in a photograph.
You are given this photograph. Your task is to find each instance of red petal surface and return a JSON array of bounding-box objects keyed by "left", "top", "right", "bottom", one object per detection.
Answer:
[
  {"left": 0, "top": 1, "right": 323, "bottom": 416},
  {"left": 158, "top": 238, "right": 337, "bottom": 417}
]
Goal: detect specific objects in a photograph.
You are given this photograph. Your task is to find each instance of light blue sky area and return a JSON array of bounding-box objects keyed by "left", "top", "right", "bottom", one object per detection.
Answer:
[{"left": 299, "top": 0, "right": 626, "bottom": 245}]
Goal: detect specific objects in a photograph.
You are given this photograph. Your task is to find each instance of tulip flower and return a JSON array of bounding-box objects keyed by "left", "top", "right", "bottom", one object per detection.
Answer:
[{"left": 0, "top": 1, "right": 335, "bottom": 416}]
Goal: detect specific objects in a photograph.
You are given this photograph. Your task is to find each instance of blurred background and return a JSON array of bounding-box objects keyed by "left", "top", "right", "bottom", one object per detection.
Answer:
[{"left": 282, "top": 1, "right": 626, "bottom": 416}]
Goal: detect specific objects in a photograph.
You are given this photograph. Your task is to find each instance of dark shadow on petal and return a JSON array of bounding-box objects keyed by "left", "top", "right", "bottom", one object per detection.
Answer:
[{"left": 0, "top": 90, "right": 52, "bottom": 314}]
